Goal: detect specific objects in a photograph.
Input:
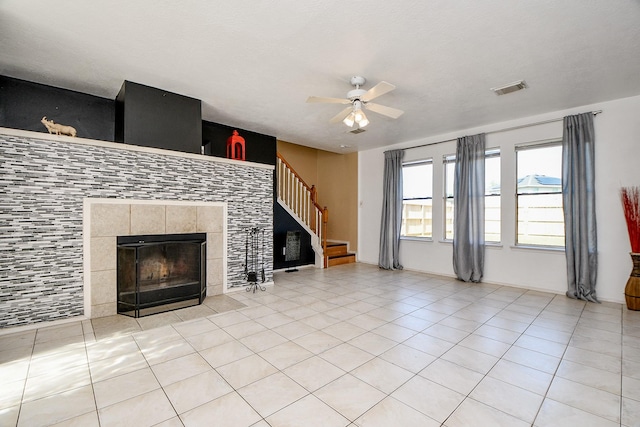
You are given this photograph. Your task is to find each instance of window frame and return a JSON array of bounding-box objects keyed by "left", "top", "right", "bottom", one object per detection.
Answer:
[
  {"left": 514, "top": 140, "right": 564, "bottom": 248},
  {"left": 401, "top": 159, "right": 433, "bottom": 240}
]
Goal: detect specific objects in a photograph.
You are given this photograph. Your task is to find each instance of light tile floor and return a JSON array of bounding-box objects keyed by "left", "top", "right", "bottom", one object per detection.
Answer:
[{"left": 2, "top": 263, "right": 640, "bottom": 426}]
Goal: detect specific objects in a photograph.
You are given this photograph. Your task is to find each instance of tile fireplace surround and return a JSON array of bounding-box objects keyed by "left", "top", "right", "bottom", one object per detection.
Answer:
[
  {"left": 84, "top": 199, "right": 226, "bottom": 319},
  {"left": 0, "top": 128, "right": 274, "bottom": 328}
]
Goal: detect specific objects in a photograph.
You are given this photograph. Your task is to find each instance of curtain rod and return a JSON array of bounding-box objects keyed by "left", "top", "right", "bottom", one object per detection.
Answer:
[{"left": 400, "top": 110, "right": 602, "bottom": 152}]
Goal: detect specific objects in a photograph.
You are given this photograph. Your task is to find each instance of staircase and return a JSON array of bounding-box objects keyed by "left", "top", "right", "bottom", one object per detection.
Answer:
[
  {"left": 277, "top": 153, "right": 327, "bottom": 267},
  {"left": 325, "top": 242, "right": 356, "bottom": 267},
  {"left": 276, "top": 153, "right": 356, "bottom": 268}
]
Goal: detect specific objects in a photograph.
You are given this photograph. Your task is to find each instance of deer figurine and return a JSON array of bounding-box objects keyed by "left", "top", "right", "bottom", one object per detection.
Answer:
[{"left": 41, "top": 116, "right": 77, "bottom": 137}]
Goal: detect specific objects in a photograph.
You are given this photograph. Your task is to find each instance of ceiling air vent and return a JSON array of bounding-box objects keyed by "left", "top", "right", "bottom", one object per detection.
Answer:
[
  {"left": 491, "top": 80, "right": 527, "bottom": 96},
  {"left": 349, "top": 128, "right": 366, "bottom": 135}
]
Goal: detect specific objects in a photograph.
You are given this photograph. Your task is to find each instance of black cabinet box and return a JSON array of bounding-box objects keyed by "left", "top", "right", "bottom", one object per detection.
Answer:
[{"left": 116, "top": 81, "right": 202, "bottom": 154}]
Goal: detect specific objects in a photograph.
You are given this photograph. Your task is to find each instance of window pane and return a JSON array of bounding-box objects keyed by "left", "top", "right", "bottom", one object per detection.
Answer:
[
  {"left": 402, "top": 199, "right": 433, "bottom": 238},
  {"left": 444, "top": 157, "right": 455, "bottom": 198},
  {"left": 486, "top": 195, "right": 501, "bottom": 242},
  {"left": 485, "top": 154, "right": 500, "bottom": 195},
  {"left": 402, "top": 161, "right": 432, "bottom": 238},
  {"left": 517, "top": 145, "right": 562, "bottom": 194},
  {"left": 516, "top": 144, "right": 564, "bottom": 246},
  {"left": 445, "top": 198, "right": 454, "bottom": 240},
  {"left": 517, "top": 193, "right": 564, "bottom": 246},
  {"left": 403, "top": 162, "right": 432, "bottom": 199}
]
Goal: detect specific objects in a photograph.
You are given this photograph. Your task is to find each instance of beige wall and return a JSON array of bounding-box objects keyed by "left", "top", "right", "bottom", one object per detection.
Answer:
[
  {"left": 277, "top": 141, "right": 318, "bottom": 187},
  {"left": 277, "top": 141, "right": 358, "bottom": 251},
  {"left": 317, "top": 150, "right": 358, "bottom": 251}
]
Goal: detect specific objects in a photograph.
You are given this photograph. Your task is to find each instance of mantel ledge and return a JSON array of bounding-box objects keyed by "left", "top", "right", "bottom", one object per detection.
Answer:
[{"left": 0, "top": 127, "right": 274, "bottom": 170}]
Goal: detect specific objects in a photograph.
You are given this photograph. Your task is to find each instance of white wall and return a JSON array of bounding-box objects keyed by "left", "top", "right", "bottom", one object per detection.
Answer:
[{"left": 359, "top": 95, "right": 640, "bottom": 303}]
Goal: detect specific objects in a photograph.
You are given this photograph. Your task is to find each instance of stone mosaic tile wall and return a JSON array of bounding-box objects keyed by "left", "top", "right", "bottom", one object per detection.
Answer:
[{"left": 0, "top": 133, "right": 273, "bottom": 328}]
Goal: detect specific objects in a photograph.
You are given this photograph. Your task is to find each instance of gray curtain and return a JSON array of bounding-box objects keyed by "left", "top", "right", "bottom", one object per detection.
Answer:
[
  {"left": 453, "top": 134, "right": 485, "bottom": 282},
  {"left": 563, "top": 112, "right": 598, "bottom": 302},
  {"left": 379, "top": 149, "right": 404, "bottom": 270}
]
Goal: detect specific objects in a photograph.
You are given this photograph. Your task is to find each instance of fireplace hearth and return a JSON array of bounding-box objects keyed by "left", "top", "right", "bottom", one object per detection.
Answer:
[{"left": 117, "top": 233, "right": 206, "bottom": 317}]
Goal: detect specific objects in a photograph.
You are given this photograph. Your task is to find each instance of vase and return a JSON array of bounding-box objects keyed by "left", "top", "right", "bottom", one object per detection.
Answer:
[{"left": 625, "top": 253, "right": 640, "bottom": 311}]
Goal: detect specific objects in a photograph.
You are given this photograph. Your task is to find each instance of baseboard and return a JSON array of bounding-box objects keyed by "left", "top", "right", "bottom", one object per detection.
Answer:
[
  {"left": 0, "top": 315, "right": 89, "bottom": 336},
  {"left": 272, "top": 264, "right": 316, "bottom": 273}
]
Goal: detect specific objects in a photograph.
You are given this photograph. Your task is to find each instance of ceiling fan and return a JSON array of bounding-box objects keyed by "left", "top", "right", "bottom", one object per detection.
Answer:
[{"left": 306, "top": 76, "right": 404, "bottom": 128}]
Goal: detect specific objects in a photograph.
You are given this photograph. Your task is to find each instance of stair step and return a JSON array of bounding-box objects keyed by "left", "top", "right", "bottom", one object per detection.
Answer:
[
  {"left": 325, "top": 243, "right": 348, "bottom": 257},
  {"left": 327, "top": 252, "right": 356, "bottom": 267}
]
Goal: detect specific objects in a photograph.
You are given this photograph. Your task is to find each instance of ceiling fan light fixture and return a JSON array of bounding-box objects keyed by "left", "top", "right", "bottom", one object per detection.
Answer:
[
  {"left": 357, "top": 111, "right": 369, "bottom": 128},
  {"left": 343, "top": 112, "right": 356, "bottom": 127}
]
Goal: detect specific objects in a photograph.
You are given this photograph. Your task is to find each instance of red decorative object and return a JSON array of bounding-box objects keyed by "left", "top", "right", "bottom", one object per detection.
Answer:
[
  {"left": 621, "top": 186, "right": 640, "bottom": 253},
  {"left": 226, "top": 130, "right": 246, "bottom": 161},
  {"left": 621, "top": 186, "right": 640, "bottom": 310}
]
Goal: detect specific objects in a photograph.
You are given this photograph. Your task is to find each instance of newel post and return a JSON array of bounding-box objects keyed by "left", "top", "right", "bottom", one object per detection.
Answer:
[{"left": 322, "top": 206, "right": 328, "bottom": 268}]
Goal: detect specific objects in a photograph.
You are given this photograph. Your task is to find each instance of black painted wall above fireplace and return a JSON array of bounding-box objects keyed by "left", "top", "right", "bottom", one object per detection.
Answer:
[
  {"left": 0, "top": 75, "right": 277, "bottom": 166},
  {"left": 0, "top": 75, "right": 114, "bottom": 141},
  {"left": 202, "top": 120, "right": 277, "bottom": 166}
]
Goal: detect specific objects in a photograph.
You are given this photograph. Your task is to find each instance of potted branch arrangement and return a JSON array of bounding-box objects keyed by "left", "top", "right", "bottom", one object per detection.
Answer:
[{"left": 621, "top": 186, "right": 640, "bottom": 310}]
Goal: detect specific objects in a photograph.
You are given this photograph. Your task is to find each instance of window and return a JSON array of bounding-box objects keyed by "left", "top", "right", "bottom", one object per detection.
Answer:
[
  {"left": 516, "top": 142, "right": 564, "bottom": 247},
  {"left": 443, "top": 150, "right": 501, "bottom": 242},
  {"left": 401, "top": 160, "right": 433, "bottom": 238}
]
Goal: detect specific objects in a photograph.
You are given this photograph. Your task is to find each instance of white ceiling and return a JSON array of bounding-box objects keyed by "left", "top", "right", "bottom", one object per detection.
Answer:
[{"left": 2, "top": 1, "right": 640, "bottom": 153}]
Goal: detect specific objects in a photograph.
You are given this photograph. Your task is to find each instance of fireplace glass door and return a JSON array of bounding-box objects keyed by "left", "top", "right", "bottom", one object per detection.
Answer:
[{"left": 117, "top": 233, "right": 206, "bottom": 317}]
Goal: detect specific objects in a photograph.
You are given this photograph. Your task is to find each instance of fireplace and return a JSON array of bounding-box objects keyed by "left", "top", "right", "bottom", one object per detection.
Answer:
[{"left": 117, "top": 233, "right": 206, "bottom": 317}]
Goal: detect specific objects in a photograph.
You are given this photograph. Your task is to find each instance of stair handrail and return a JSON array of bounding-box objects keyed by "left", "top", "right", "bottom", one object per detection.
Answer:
[{"left": 276, "top": 153, "right": 328, "bottom": 263}]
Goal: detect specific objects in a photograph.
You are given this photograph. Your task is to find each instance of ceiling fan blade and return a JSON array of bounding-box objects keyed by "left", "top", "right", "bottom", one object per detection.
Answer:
[
  {"left": 364, "top": 102, "right": 404, "bottom": 119},
  {"left": 329, "top": 106, "right": 353, "bottom": 123},
  {"left": 306, "top": 96, "right": 350, "bottom": 104},
  {"left": 361, "top": 81, "right": 396, "bottom": 102}
]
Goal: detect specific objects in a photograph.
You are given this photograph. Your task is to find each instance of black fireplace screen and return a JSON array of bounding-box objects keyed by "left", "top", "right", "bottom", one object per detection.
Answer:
[{"left": 117, "top": 233, "right": 206, "bottom": 317}]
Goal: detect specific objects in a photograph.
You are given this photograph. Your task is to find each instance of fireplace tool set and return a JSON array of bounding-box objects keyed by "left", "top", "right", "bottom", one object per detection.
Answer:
[{"left": 244, "top": 226, "right": 266, "bottom": 293}]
